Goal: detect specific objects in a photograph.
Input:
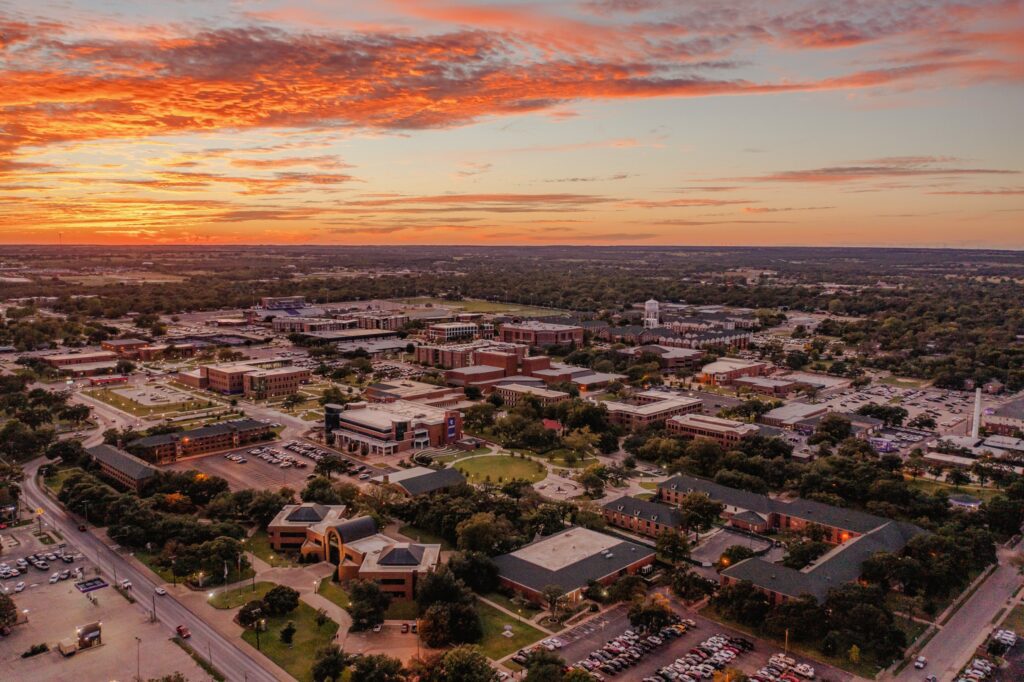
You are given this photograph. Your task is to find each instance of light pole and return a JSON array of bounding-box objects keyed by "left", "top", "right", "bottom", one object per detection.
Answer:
[{"left": 135, "top": 636, "right": 141, "bottom": 681}]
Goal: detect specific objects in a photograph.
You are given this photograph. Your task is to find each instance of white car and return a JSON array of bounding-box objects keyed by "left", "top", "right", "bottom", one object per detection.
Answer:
[
  {"left": 49, "top": 573, "right": 60, "bottom": 584},
  {"left": 914, "top": 656, "right": 927, "bottom": 669},
  {"left": 155, "top": 587, "right": 167, "bottom": 596},
  {"left": 14, "top": 582, "right": 25, "bottom": 592}
]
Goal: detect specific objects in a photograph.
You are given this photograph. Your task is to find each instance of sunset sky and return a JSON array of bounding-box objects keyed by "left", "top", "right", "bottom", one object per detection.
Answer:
[{"left": 1, "top": 0, "right": 1022, "bottom": 247}]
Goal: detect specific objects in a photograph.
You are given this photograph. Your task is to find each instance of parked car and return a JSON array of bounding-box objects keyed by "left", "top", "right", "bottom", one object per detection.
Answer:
[{"left": 176, "top": 625, "right": 191, "bottom": 638}]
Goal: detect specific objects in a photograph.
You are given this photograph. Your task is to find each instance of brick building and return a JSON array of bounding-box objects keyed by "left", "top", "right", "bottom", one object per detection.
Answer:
[
  {"left": 128, "top": 418, "right": 273, "bottom": 464},
  {"left": 666, "top": 413, "right": 760, "bottom": 446},
  {"left": 498, "top": 321, "right": 584, "bottom": 347}
]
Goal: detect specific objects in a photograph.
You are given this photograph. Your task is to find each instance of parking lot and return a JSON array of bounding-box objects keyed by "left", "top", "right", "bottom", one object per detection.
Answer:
[
  {"left": 0, "top": 529, "right": 204, "bottom": 681},
  {"left": 166, "top": 438, "right": 388, "bottom": 491},
  {"left": 549, "top": 602, "right": 855, "bottom": 682}
]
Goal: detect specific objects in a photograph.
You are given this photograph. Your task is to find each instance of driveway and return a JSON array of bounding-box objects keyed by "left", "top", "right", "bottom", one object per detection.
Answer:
[{"left": 889, "top": 548, "right": 1023, "bottom": 681}]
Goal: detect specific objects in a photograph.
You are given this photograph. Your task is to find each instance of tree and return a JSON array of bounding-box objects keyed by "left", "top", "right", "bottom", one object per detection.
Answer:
[
  {"left": 302, "top": 476, "right": 346, "bottom": 505},
  {"left": 578, "top": 469, "right": 605, "bottom": 498},
  {"left": 115, "top": 358, "right": 136, "bottom": 375},
  {"left": 311, "top": 644, "right": 351, "bottom": 682},
  {"left": 809, "top": 414, "right": 852, "bottom": 447},
  {"left": 562, "top": 427, "right": 598, "bottom": 460},
  {"left": 419, "top": 601, "right": 483, "bottom": 647},
  {"left": 676, "top": 492, "right": 724, "bottom": 541},
  {"left": 671, "top": 568, "right": 716, "bottom": 601},
  {"left": 447, "top": 551, "right": 499, "bottom": 593},
  {"left": 717, "top": 545, "right": 754, "bottom": 571},
  {"left": 463, "top": 386, "right": 482, "bottom": 401},
  {"left": 349, "top": 580, "right": 391, "bottom": 630},
  {"left": 416, "top": 566, "right": 473, "bottom": 614},
  {"left": 655, "top": 529, "right": 690, "bottom": 565},
  {"left": 456, "top": 512, "right": 515, "bottom": 554},
  {"left": 524, "top": 648, "right": 566, "bottom": 682},
  {"left": 282, "top": 393, "right": 304, "bottom": 410},
  {"left": 711, "top": 581, "right": 770, "bottom": 627},
  {"left": 541, "top": 584, "right": 566, "bottom": 619},
  {"left": 947, "top": 468, "right": 970, "bottom": 490},
  {"left": 628, "top": 594, "right": 675, "bottom": 631},
  {"left": 260, "top": 581, "right": 299, "bottom": 614},
  {"left": 315, "top": 455, "right": 346, "bottom": 480},
  {"left": 414, "top": 645, "right": 494, "bottom": 682},
  {"left": 350, "top": 654, "right": 406, "bottom": 682},
  {"left": 280, "top": 620, "right": 296, "bottom": 645},
  {"left": 0, "top": 593, "right": 17, "bottom": 628},
  {"left": 782, "top": 540, "right": 829, "bottom": 570}
]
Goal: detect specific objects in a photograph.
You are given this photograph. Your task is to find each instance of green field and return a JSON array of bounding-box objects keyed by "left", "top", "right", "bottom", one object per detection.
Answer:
[
  {"left": 209, "top": 581, "right": 276, "bottom": 609},
  {"left": 396, "top": 297, "right": 565, "bottom": 317},
  {"left": 483, "top": 592, "right": 542, "bottom": 616},
  {"left": 1000, "top": 604, "right": 1024, "bottom": 633},
  {"left": 44, "top": 466, "right": 85, "bottom": 494},
  {"left": 247, "top": 530, "right": 300, "bottom": 567},
  {"left": 317, "top": 580, "right": 351, "bottom": 609},
  {"left": 476, "top": 600, "right": 546, "bottom": 660},
  {"left": 241, "top": 602, "right": 339, "bottom": 682},
  {"left": 386, "top": 599, "right": 419, "bottom": 620},
  {"left": 455, "top": 455, "right": 547, "bottom": 484},
  {"left": 85, "top": 387, "right": 214, "bottom": 417},
  {"left": 904, "top": 476, "right": 1001, "bottom": 503}
]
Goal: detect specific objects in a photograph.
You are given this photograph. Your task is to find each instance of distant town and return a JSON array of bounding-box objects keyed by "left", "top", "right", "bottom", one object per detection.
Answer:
[{"left": 0, "top": 245, "right": 1023, "bottom": 682}]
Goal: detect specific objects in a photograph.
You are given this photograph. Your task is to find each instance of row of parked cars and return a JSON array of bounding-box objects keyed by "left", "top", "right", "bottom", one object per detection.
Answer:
[
  {"left": 241, "top": 446, "right": 307, "bottom": 469},
  {"left": 562, "top": 616, "right": 695, "bottom": 679},
  {"left": 284, "top": 440, "right": 372, "bottom": 479},
  {"left": 954, "top": 656, "right": 996, "bottom": 682},
  {"left": 1, "top": 550, "right": 76, "bottom": 579},
  {"left": 751, "top": 653, "right": 815, "bottom": 682},
  {"left": 648, "top": 632, "right": 756, "bottom": 681}
]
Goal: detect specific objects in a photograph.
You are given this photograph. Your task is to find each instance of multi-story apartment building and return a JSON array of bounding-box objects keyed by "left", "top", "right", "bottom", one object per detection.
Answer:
[
  {"left": 242, "top": 366, "right": 311, "bottom": 399},
  {"left": 498, "top": 321, "right": 584, "bottom": 347},
  {"left": 128, "top": 418, "right": 273, "bottom": 464},
  {"left": 356, "top": 314, "right": 410, "bottom": 331},
  {"left": 426, "top": 322, "right": 482, "bottom": 342},
  {"left": 101, "top": 338, "right": 149, "bottom": 356},
  {"left": 272, "top": 317, "right": 357, "bottom": 334},
  {"left": 983, "top": 397, "right": 1024, "bottom": 437},
  {"left": 602, "top": 496, "right": 684, "bottom": 538},
  {"left": 698, "top": 358, "right": 768, "bottom": 385},
  {"left": 604, "top": 391, "right": 703, "bottom": 431},
  {"left": 494, "top": 383, "right": 570, "bottom": 407},
  {"left": 86, "top": 444, "right": 157, "bottom": 493},
  {"left": 414, "top": 340, "right": 528, "bottom": 369},
  {"left": 666, "top": 413, "right": 760, "bottom": 446}
]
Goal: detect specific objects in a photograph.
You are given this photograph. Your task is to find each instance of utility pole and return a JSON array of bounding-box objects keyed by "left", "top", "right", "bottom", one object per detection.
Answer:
[{"left": 135, "top": 636, "right": 141, "bottom": 681}]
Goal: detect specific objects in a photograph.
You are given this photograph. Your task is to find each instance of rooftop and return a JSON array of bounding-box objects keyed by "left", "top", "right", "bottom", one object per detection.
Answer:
[
  {"left": 494, "top": 527, "right": 654, "bottom": 594},
  {"left": 501, "top": 321, "right": 582, "bottom": 332},
  {"left": 499, "top": 383, "right": 571, "bottom": 400},
  {"left": 86, "top": 444, "right": 156, "bottom": 482}
]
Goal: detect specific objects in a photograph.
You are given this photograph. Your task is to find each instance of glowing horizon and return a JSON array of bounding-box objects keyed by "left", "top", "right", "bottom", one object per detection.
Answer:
[{"left": 1, "top": 0, "right": 1023, "bottom": 247}]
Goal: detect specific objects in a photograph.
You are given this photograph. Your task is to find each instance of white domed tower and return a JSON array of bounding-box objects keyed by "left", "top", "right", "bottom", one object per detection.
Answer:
[{"left": 643, "top": 299, "right": 660, "bottom": 329}]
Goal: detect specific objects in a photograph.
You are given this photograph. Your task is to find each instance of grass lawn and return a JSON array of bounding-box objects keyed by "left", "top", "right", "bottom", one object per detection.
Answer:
[
  {"left": 135, "top": 550, "right": 176, "bottom": 583},
  {"left": 85, "top": 387, "right": 213, "bottom": 417},
  {"left": 247, "top": 530, "right": 300, "bottom": 567},
  {"left": 209, "top": 581, "right": 276, "bottom": 609},
  {"left": 135, "top": 550, "right": 255, "bottom": 586},
  {"left": 398, "top": 524, "right": 455, "bottom": 550},
  {"left": 317, "top": 580, "right": 351, "bottom": 609},
  {"left": 894, "top": 615, "right": 928, "bottom": 645},
  {"left": 544, "top": 449, "right": 598, "bottom": 469},
  {"left": 44, "top": 466, "right": 84, "bottom": 494},
  {"left": 455, "top": 455, "right": 547, "bottom": 484},
  {"left": 385, "top": 599, "right": 419, "bottom": 620},
  {"left": 484, "top": 592, "right": 542, "bottom": 616},
  {"left": 639, "top": 481, "right": 659, "bottom": 490},
  {"left": 241, "top": 601, "right": 339, "bottom": 682},
  {"left": 1000, "top": 604, "right": 1024, "bottom": 633},
  {"left": 396, "top": 297, "right": 563, "bottom": 317},
  {"left": 880, "top": 375, "right": 931, "bottom": 388},
  {"left": 476, "top": 600, "right": 546, "bottom": 660},
  {"left": 904, "top": 476, "right": 1001, "bottom": 503}
]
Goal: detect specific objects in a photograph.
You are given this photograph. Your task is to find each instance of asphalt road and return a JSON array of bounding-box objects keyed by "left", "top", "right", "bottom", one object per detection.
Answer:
[
  {"left": 21, "top": 457, "right": 282, "bottom": 682},
  {"left": 890, "top": 549, "right": 1023, "bottom": 682}
]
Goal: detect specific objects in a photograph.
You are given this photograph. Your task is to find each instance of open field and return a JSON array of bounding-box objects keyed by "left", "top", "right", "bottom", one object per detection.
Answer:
[
  {"left": 476, "top": 600, "right": 546, "bottom": 660},
  {"left": 396, "top": 296, "right": 566, "bottom": 317},
  {"left": 904, "top": 476, "right": 1002, "bottom": 503},
  {"left": 317, "top": 580, "right": 351, "bottom": 609},
  {"left": 210, "top": 581, "right": 277, "bottom": 609},
  {"left": 455, "top": 455, "right": 547, "bottom": 484},
  {"left": 85, "top": 386, "right": 215, "bottom": 417},
  {"left": 44, "top": 466, "right": 85, "bottom": 493},
  {"left": 248, "top": 529, "right": 300, "bottom": 567},
  {"left": 240, "top": 601, "right": 339, "bottom": 682}
]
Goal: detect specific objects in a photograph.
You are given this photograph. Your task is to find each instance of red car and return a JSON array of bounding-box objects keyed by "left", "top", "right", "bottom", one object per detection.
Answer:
[{"left": 176, "top": 625, "right": 191, "bottom": 639}]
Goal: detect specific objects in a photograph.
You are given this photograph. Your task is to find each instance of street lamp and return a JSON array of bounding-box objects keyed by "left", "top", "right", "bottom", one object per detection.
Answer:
[
  {"left": 256, "top": 618, "right": 266, "bottom": 651},
  {"left": 135, "top": 636, "right": 141, "bottom": 681}
]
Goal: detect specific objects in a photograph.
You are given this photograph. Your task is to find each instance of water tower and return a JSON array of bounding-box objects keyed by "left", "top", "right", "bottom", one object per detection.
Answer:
[{"left": 643, "top": 299, "right": 660, "bottom": 329}]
